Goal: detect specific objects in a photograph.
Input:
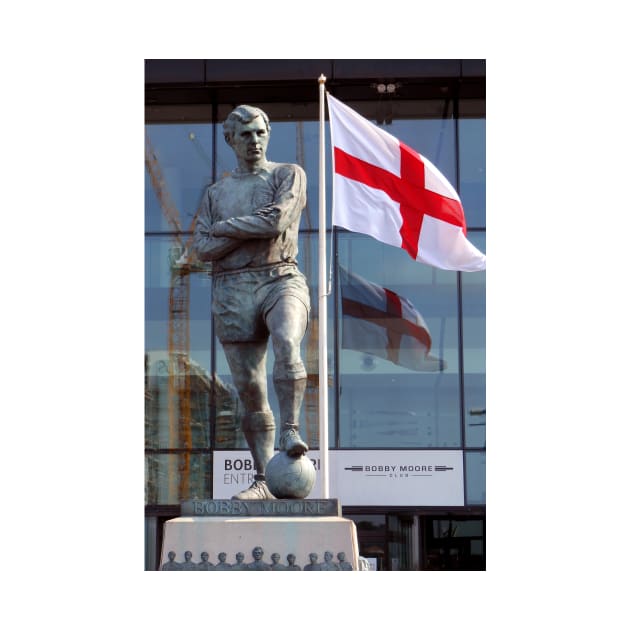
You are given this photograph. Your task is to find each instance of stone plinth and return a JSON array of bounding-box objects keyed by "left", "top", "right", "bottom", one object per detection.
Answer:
[{"left": 159, "top": 500, "right": 359, "bottom": 571}]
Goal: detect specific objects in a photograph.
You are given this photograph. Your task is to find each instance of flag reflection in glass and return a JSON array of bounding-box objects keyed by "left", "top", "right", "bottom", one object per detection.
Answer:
[{"left": 339, "top": 267, "right": 446, "bottom": 372}]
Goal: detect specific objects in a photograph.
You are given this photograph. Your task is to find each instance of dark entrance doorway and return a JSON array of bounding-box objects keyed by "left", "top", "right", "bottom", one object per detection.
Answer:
[{"left": 422, "top": 516, "right": 485, "bottom": 570}]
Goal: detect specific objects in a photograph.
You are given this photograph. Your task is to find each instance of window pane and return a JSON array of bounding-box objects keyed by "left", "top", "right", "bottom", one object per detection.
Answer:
[
  {"left": 337, "top": 233, "right": 460, "bottom": 448},
  {"left": 145, "top": 350, "right": 244, "bottom": 452},
  {"left": 425, "top": 516, "right": 485, "bottom": 570},
  {"left": 458, "top": 117, "right": 486, "bottom": 228},
  {"left": 145, "top": 123, "right": 213, "bottom": 233},
  {"left": 462, "top": 232, "right": 486, "bottom": 447},
  {"left": 387, "top": 514, "right": 415, "bottom": 571},
  {"left": 145, "top": 235, "right": 214, "bottom": 359},
  {"left": 145, "top": 453, "right": 212, "bottom": 504},
  {"left": 145, "top": 235, "right": 223, "bottom": 450},
  {"left": 465, "top": 451, "right": 486, "bottom": 505},
  {"left": 348, "top": 514, "right": 387, "bottom": 570}
]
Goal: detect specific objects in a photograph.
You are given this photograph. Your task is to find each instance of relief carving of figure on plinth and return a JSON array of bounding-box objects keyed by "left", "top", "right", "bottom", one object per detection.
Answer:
[
  {"left": 303, "top": 552, "right": 321, "bottom": 571},
  {"left": 197, "top": 551, "right": 215, "bottom": 571},
  {"left": 180, "top": 550, "right": 198, "bottom": 571},
  {"left": 246, "top": 546, "right": 271, "bottom": 571},
  {"left": 320, "top": 550, "right": 340, "bottom": 571},
  {"left": 286, "top": 553, "right": 301, "bottom": 571},
  {"left": 270, "top": 552, "right": 286, "bottom": 570},
  {"left": 161, "top": 550, "right": 181, "bottom": 571},
  {"left": 231, "top": 552, "right": 247, "bottom": 570},
  {"left": 214, "top": 552, "right": 232, "bottom": 570},
  {"left": 337, "top": 552, "right": 353, "bottom": 571}
]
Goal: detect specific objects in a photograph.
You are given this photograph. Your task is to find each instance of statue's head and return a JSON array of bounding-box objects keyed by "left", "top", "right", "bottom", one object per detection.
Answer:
[{"left": 223, "top": 105, "right": 271, "bottom": 146}]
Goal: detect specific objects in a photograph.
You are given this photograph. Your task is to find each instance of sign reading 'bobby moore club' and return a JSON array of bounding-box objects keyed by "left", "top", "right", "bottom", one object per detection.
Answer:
[{"left": 213, "top": 450, "right": 464, "bottom": 506}]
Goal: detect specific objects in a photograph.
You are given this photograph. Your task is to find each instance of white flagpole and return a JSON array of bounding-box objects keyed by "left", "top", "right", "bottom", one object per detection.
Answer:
[{"left": 317, "top": 74, "right": 329, "bottom": 499}]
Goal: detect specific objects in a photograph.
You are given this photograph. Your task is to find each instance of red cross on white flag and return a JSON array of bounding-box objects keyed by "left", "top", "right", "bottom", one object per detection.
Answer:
[{"left": 327, "top": 93, "right": 486, "bottom": 272}]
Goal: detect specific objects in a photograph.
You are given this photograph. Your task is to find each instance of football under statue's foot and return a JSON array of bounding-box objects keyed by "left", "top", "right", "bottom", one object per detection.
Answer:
[
  {"left": 232, "top": 478, "right": 276, "bottom": 500},
  {"left": 279, "top": 428, "right": 308, "bottom": 457}
]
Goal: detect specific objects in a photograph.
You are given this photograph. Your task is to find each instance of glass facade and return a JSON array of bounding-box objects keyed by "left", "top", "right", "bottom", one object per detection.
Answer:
[
  {"left": 337, "top": 233, "right": 461, "bottom": 448},
  {"left": 145, "top": 60, "right": 485, "bottom": 570}
]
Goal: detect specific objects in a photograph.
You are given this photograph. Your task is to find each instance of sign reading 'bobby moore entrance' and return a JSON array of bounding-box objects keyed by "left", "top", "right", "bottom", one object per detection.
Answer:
[{"left": 213, "top": 450, "right": 464, "bottom": 506}]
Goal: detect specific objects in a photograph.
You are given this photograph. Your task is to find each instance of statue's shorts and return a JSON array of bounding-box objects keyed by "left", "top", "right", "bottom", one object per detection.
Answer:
[{"left": 212, "top": 262, "right": 311, "bottom": 344}]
